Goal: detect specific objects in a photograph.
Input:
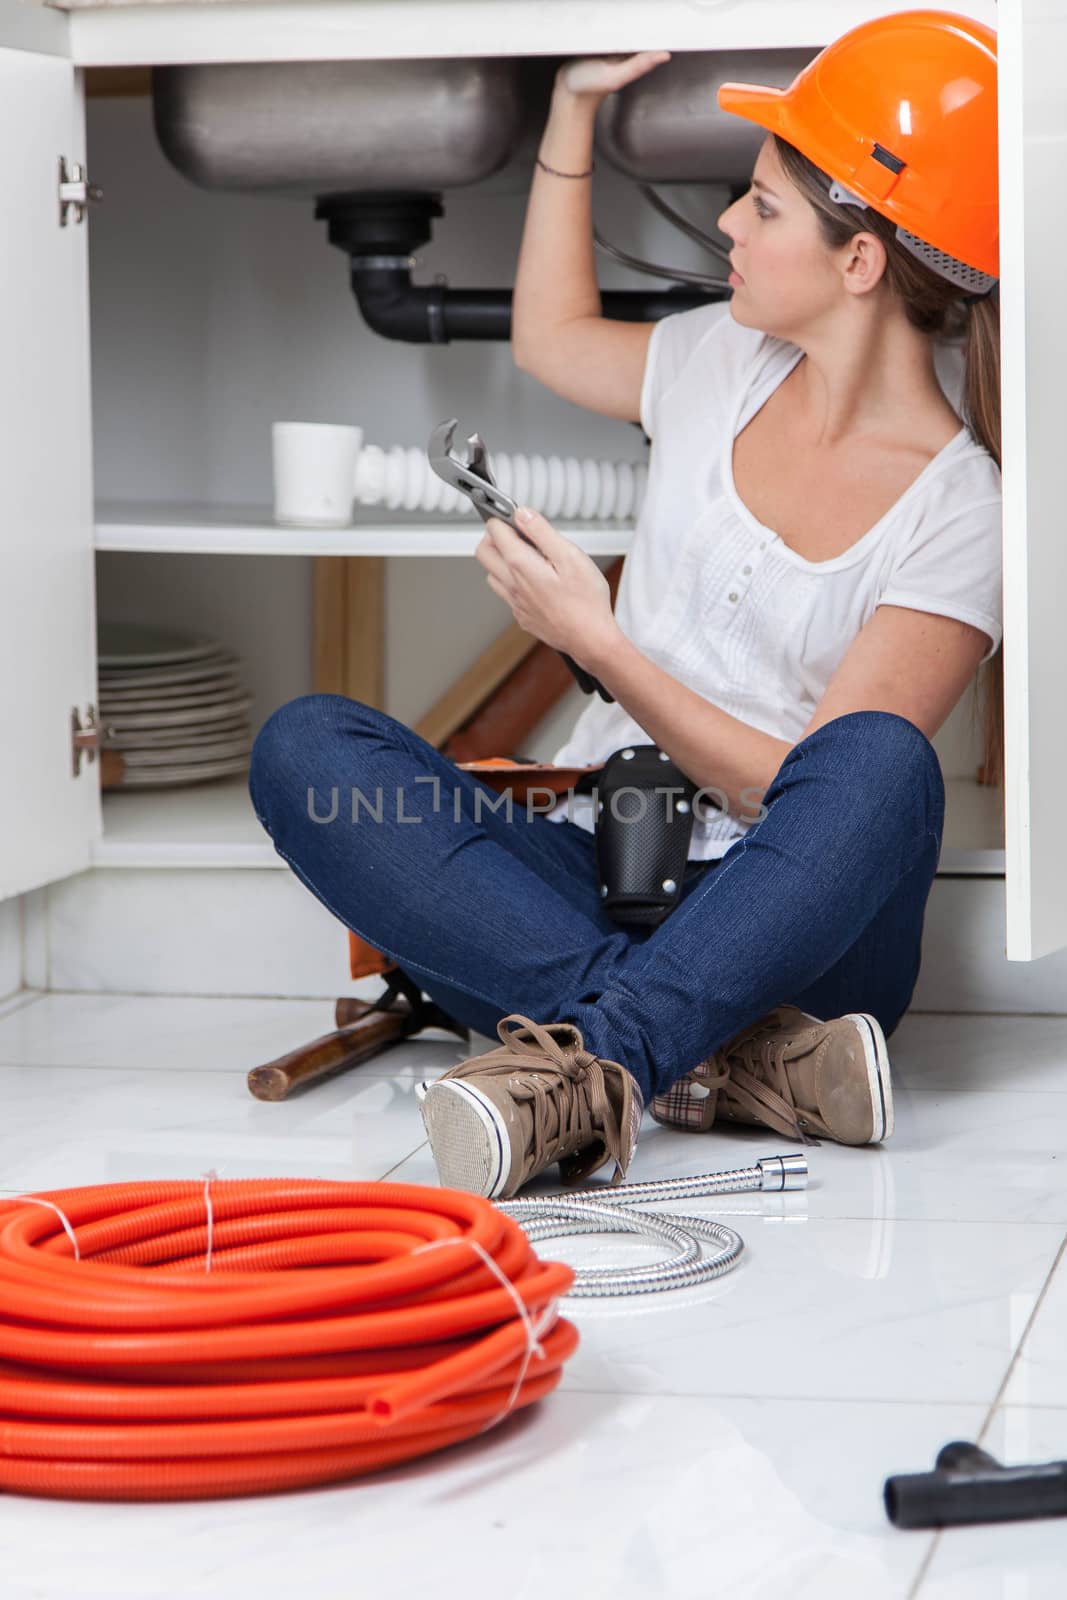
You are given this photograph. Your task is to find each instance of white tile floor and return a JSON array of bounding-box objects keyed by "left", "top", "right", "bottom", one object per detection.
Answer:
[{"left": 0, "top": 990, "right": 1064, "bottom": 1600}]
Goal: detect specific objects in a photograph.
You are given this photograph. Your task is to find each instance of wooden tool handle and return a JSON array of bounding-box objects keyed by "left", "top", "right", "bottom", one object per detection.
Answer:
[{"left": 247, "top": 1000, "right": 416, "bottom": 1101}]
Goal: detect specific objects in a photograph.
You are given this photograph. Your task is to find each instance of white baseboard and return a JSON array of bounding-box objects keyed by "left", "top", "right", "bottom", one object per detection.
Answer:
[
  {"left": 34, "top": 863, "right": 1067, "bottom": 1015},
  {"left": 43, "top": 865, "right": 364, "bottom": 999},
  {"left": 910, "top": 876, "right": 1067, "bottom": 1013}
]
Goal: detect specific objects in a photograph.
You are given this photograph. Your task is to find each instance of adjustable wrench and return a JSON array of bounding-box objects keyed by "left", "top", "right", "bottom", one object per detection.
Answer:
[{"left": 427, "top": 418, "right": 614, "bottom": 702}]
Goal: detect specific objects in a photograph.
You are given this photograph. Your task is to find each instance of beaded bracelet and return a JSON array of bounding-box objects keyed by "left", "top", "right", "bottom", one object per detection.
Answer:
[{"left": 536, "top": 156, "right": 595, "bottom": 179}]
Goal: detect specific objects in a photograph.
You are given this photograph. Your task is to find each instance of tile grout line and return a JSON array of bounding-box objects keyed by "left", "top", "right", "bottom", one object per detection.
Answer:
[
  {"left": 13, "top": 985, "right": 431, "bottom": 1005},
  {"left": 556, "top": 1383, "right": 1030, "bottom": 1406},
  {"left": 0, "top": 991, "right": 47, "bottom": 1024},
  {"left": 23, "top": 996, "right": 1067, "bottom": 1017},
  {"left": 904, "top": 1533, "right": 941, "bottom": 1598},
  {"left": 974, "top": 1225, "right": 1067, "bottom": 1435},
  {"left": 5, "top": 1063, "right": 1067, "bottom": 1099},
  {"left": 908, "top": 1225, "right": 1067, "bottom": 1600},
  {"left": 376, "top": 1141, "right": 429, "bottom": 1181}
]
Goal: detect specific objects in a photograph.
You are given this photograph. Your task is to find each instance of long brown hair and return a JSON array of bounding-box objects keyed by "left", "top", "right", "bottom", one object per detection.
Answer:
[{"left": 773, "top": 135, "right": 1003, "bottom": 786}]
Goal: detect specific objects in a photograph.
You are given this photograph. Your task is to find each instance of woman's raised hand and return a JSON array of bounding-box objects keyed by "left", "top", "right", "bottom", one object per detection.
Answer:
[{"left": 555, "top": 51, "right": 672, "bottom": 103}]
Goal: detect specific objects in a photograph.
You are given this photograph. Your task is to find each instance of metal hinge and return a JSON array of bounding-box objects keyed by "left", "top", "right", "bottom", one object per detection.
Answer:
[
  {"left": 72, "top": 705, "right": 100, "bottom": 778},
  {"left": 58, "top": 157, "right": 104, "bottom": 227}
]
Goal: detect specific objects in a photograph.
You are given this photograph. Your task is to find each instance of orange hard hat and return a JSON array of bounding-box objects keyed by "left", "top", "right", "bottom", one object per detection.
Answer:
[{"left": 717, "top": 9, "right": 998, "bottom": 288}]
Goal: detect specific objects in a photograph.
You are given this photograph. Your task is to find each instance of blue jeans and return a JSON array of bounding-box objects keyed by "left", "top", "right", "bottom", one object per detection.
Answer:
[{"left": 247, "top": 696, "right": 944, "bottom": 1104}]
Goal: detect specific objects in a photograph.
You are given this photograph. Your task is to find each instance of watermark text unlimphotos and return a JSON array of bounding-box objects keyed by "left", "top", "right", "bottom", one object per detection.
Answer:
[{"left": 305, "top": 777, "right": 767, "bottom": 829}]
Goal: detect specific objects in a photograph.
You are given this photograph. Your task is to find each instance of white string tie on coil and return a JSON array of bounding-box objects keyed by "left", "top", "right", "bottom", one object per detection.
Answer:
[
  {"left": 0, "top": 1191, "right": 81, "bottom": 1260},
  {"left": 411, "top": 1234, "right": 559, "bottom": 1437},
  {"left": 201, "top": 1167, "right": 222, "bottom": 1274}
]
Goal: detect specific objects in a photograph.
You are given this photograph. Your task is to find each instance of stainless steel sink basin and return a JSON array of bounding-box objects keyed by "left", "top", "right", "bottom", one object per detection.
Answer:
[
  {"left": 595, "top": 48, "right": 818, "bottom": 182},
  {"left": 152, "top": 49, "right": 819, "bottom": 202},
  {"left": 152, "top": 58, "right": 527, "bottom": 195}
]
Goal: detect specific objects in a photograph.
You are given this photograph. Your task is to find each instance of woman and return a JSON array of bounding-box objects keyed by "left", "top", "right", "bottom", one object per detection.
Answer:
[{"left": 248, "top": 12, "right": 1001, "bottom": 1201}]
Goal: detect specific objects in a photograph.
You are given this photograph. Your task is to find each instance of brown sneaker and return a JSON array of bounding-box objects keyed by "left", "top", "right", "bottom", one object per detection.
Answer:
[
  {"left": 649, "top": 1004, "right": 893, "bottom": 1146},
  {"left": 416, "top": 1012, "right": 643, "bottom": 1199}
]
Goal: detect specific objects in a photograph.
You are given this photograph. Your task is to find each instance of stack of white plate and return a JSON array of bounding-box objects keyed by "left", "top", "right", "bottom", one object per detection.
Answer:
[{"left": 97, "top": 623, "right": 254, "bottom": 788}]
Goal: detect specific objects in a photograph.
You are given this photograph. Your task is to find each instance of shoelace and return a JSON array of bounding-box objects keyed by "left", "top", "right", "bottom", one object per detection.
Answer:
[
  {"left": 446, "top": 1014, "right": 630, "bottom": 1185},
  {"left": 711, "top": 1015, "right": 821, "bottom": 1146}
]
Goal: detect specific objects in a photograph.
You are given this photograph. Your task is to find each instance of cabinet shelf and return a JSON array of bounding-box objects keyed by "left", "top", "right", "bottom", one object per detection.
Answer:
[
  {"left": 94, "top": 501, "right": 635, "bottom": 558},
  {"left": 93, "top": 773, "right": 1005, "bottom": 875},
  {"left": 94, "top": 776, "right": 276, "bottom": 869}
]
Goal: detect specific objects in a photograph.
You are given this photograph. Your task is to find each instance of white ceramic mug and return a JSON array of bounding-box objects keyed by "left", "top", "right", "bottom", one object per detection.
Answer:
[{"left": 272, "top": 422, "right": 363, "bottom": 528}]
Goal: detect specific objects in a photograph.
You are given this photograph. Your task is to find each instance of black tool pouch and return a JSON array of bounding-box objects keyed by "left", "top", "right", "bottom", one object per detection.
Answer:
[{"left": 593, "top": 744, "right": 700, "bottom": 927}]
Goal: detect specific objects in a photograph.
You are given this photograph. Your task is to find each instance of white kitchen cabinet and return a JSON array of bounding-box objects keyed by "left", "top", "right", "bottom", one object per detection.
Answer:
[
  {"left": 997, "top": 0, "right": 1067, "bottom": 958},
  {"left": 0, "top": 26, "right": 101, "bottom": 902},
  {"left": 3, "top": 0, "right": 1062, "bottom": 970}
]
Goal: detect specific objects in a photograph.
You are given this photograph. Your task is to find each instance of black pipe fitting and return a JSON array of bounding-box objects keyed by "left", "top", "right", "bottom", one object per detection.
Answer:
[
  {"left": 314, "top": 189, "right": 721, "bottom": 346},
  {"left": 885, "top": 1440, "right": 1067, "bottom": 1529}
]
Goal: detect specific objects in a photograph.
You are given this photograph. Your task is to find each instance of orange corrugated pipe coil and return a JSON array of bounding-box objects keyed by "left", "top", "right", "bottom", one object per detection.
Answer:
[{"left": 0, "top": 1177, "right": 578, "bottom": 1501}]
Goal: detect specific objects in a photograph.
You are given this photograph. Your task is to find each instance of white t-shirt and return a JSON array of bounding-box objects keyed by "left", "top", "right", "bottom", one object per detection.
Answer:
[{"left": 545, "top": 300, "right": 1003, "bottom": 861}]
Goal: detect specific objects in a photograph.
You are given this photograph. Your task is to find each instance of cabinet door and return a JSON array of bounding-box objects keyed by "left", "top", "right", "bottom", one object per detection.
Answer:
[
  {"left": 1000, "top": 0, "right": 1067, "bottom": 959},
  {"left": 0, "top": 45, "right": 100, "bottom": 900}
]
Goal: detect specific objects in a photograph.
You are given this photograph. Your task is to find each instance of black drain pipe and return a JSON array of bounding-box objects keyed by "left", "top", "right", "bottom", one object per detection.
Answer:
[{"left": 315, "top": 190, "right": 721, "bottom": 345}]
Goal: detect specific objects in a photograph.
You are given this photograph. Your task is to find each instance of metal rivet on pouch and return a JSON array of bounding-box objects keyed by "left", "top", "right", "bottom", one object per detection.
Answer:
[
  {"left": 622, "top": 748, "right": 635, "bottom": 760},
  {"left": 676, "top": 800, "right": 690, "bottom": 814},
  {"left": 658, "top": 750, "right": 670, "bottom": 761},
  {"left": 662, "top": 878, "right": 677, "bottom": 893},
  {"left": 600, "top": 884, "right": 608, "bottom": 897}
]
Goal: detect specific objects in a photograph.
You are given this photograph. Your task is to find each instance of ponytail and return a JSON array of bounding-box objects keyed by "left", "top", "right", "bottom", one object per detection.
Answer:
[
  {"left": 961, "top": 291, "right": 1002, "bottom": 784},
  {"left": 774, "top": 136, "right": 1003, "bottom": 786}
]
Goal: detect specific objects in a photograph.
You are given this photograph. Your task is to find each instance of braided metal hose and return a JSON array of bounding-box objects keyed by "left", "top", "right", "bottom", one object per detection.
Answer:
[{"left": 499, "top": 1153, "right": 807, "bottom": 1297}]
